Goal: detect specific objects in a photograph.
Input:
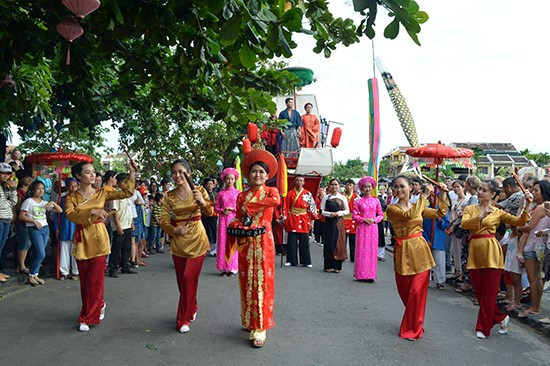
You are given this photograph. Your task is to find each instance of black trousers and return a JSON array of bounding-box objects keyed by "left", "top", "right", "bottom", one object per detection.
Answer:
[
  {"left": 287, "top": 232, "right": 311, "bottom": 266},
  {"left": 202, "top": 216, "right": 218, "bottom": 245},
  {"left": 347, "top": 234, "right": 356, "bottom": 262},
  {"left": 110, "top": 228, "right": 132, "bottom": 272},
  {"left": 313, "top": 220, "right": 324, "bottom": 243}
]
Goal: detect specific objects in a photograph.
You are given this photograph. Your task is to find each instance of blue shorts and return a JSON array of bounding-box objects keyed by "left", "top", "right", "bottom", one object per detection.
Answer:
[{"left": 524, "top": 250, "right": 538, "bottom": 260}]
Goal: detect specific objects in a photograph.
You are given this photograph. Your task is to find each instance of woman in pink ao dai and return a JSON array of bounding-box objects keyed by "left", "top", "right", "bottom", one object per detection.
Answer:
[{"left": 352, "top": 176, "right": 384, "bottom": 282}]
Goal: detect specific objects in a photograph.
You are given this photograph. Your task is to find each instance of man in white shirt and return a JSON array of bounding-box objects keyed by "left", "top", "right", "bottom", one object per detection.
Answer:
[{"left": 108, "top": 173, "right": 137, "bottom": 277}]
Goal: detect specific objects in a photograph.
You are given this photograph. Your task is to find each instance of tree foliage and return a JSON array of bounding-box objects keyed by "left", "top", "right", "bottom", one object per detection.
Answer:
[
  {"left": 1, "top": 0, "right": 428, "bottom": 175},
  {"left": 327, "top": 157, "right": 366, "bottom": 184}
]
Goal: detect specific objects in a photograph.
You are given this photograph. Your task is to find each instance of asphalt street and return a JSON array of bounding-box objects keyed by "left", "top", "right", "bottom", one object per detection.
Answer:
[{"left": 2, "top": 242, "right": 550, "bottom": 366}]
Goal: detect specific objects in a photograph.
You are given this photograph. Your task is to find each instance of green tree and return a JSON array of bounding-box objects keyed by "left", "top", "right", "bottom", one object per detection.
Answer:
[
  {"left": 520, "top": 149, "right": 550, "bottom": 168},
  {"left": 328, "top": 157, "right": 366, "bottom": 183}
]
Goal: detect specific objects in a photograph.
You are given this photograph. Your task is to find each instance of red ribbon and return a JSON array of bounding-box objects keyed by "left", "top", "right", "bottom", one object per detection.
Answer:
[{"left": 393, "top": 232, "right": 423, "bottom": 248}]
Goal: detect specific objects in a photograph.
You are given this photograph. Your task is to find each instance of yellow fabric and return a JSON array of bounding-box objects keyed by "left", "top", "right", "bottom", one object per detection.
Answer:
[
  {"left": 461, "top": 205, "right": 530, "bottom": 269},
  {"left": 343, "top": 192, "right": 355, "bottom": 220},
  {"left": 249, "top": 330, "right": 266, "bottom": 341},
  {"left": 66, "top": 179, "right": 135, "bottom": 261},
  {"left": 387, "top": 195, "right": 449, "bottom": 275},
  {"left": 160, "top": 186, "right": 214, "bottom": 259},
  {"left": 290, "top": 207, "right": 307, "bottom": 215}
]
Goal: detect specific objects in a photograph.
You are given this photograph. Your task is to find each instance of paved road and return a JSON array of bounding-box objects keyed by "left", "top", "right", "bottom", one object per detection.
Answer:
[{"left": 2, "top": 242, "right": 550, "bottom": 366}]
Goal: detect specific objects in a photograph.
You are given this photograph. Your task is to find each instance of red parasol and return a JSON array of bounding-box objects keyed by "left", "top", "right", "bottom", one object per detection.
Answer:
[
  {"left": 406, "top": 141, "right": 474, "bottom": 244},
  {"left": 25, "top": 150, "right": 94, "bottom": 279},
  {"left": 56, "top": 16, "right": 84, "bottom": 65},
  {"left": 62, "top": 0, "right": 101, "bottom": 20}
]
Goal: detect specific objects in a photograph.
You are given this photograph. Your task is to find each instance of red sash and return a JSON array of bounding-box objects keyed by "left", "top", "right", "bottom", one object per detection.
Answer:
[
  {"left": 469, "top": 234, "right": 495, "bottom": 242},
  {"left": 393, "top": 232, "right": 423, "bottom": 248},
  {"left": 170, "top": 216, "right": 201, "bottom": 226},
  {"left": 74, "top": 220, "right": 104, "bottom": 243}
]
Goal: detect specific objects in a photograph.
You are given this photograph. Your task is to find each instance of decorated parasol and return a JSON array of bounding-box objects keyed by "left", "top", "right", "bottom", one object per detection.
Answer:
[
  {"left": 406, "top": 141, "right": 474, "bottom": 243},
  {"left": 25, "top": 149, "right": 94, "bottom": 279}
]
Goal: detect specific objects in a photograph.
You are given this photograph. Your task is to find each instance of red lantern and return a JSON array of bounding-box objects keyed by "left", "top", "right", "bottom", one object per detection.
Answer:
[
  {"left": 248, "top": 122, "right": 259, "bottom": 143},
  {"left": 56, "top": 16, "right": 84, "bottom": 65},
  {"left": 62, "top": 0, "right": 101, "bottom": 20},
  {"left": 331, "top": 127, "right": 342, "bottom": 148},
  {"left": 243, "top": 138, "right": 252, "bottom": 155}
]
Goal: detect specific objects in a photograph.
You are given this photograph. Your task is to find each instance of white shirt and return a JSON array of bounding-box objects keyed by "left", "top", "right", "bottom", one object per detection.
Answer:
[
  {"left": 320, "top": 193, "right": 350, "bottom": 217},
  {"left": 21, "top": 198, "right": 51, "bottom": 227},
  {"left": 130, "top": 190, "right": 142, "bottom": 218},
  {"left": 111, "top": 196, "right": 133, "bottom": 230}
]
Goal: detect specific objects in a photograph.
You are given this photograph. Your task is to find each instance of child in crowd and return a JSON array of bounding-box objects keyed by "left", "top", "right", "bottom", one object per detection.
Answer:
[
  {"left": 19, "top": 180, "right": 62, "bottom": 285},
  {"left": 0, "top": 163, "right": 17, "bottom": 283},
  {"left": 148, "top": 193, "right": 164, "bottom": 253},
  {"left": 54, "top": 178, "right": 79, "bottom": 280}
]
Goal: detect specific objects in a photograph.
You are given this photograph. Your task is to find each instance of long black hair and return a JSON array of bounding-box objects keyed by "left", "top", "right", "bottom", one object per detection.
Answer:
[
  {"left": 28, "top": 180, "right": 45, "bottom": 198},
  {"left": 171, "top": 159, "right": 190, "bottom": 171},
  {"left": 535, "top": 180, "right": 550, "bottom": 202}
]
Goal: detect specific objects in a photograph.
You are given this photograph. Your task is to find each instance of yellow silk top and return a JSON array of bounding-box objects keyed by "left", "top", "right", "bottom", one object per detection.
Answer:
[
  {"left": 160, "top": 186, "right": 214, "bottom": 259},
  {"left": 461, "top": 205, "right": 529, "bottom": 269},
  {"left": 387, "top": 195, "right": 449, "bottom": 275},
  {"left": 66, "top": 180, "right": 135, "bottom": 261}
]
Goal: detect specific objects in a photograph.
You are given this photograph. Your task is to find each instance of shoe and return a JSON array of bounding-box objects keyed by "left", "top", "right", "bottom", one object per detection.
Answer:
[
  {"left": 435, "top": 283, "right": 445, "bottom": 290},
  {"left": 284, "top": 262, "right": 292, "bottom": 267},
  {"left": 366, "top": 279, "right": 375, "bottom": 283},
  {"left": 157, "top": 250, "right": 165, "bottom": 254},
  {"left": 108, "top": 271, "right": 119, "bottom": 278},
  {"left": 191, "top": 312, "right": 197, "bottom": 322},
  {"left": 405, "top": 338, "right": 417, "bottom": 342},
  {"left": 130, "top": 262, "right": 139, "bottom": 268},
  {"left": 498, "top": 315, "right": 509, "bottom": 335},
  {"left": 121, "top": 269, "right": 137, "bottom": 274},
  {"left": 305, "top": 264, "right": 313, "bottom": 268},
  {"left": 79, "top": 323, "right": 90, "bottom": 332},
  {"left": 538, "top": 317, "right": 550, "bottom": 324},
  {"left": 35, "top": 277, "right": 45, "bottom": 285},
  {"left": 378, "top": 257, "right": 386, "bottom": 262},
  {"left": 100, "top": 303, "right": 106, "bottom": 321},
  {"left": 518, "top": 309, "right": 541, "bottom": 318},
  {"left": 475, "top": 331, "right": 486, "bottom": 339},
  {"left": 148, "top": 251, "right": 155, "bottom": 256},
  {"left": 179, "top": 324, "right": 190, "bottom": 333},
  {"left": 59, "top": 275, "right": 67, "bottom": 281},
  {"left": 141, "top": 251, "right": 148, "bottom": 258},
  {"left": 72, "top": 275, "right": 79, "bottom": 281},
  {"left": 26, "top": 276, "right": 39, "bottom": 286}
]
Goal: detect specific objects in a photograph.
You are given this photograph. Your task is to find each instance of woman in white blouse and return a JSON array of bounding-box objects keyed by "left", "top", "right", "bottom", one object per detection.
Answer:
[{"left": 320, "top": 179, "right": 350, "bottom": 273}]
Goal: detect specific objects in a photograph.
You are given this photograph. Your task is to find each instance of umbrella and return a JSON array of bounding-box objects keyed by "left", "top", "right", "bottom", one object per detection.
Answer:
[
  {"left": 25, "top": 150, "right": 94, "bottom": 279},
  {"left": 406, "top": 141, "right": 474, "bottom": 243},
  {"left": 375, "top": 57, "right": 419, "bottom": 147}
]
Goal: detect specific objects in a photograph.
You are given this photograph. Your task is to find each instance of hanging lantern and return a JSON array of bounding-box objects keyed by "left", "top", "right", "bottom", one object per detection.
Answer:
[
  {"left": 62, "top": 0, "right": 101, "bottom": 20},
  {"left": 243, "top": 138, "right": 252, "bottom": 155},
  {"left": 56, "top": 16, "right": 84, "bottom": 65},
  {"left": 331, "top": 127, "right": 342, "bottom": 148},
  {"left": 247, "top": 122, "right": 259, "bottom": 143},
  {"left": 0, "top": 74, "right": 15, "bottom": 89}
]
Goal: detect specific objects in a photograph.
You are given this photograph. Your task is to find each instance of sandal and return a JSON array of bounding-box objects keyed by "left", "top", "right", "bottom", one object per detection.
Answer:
[
  {"left": 250, "top": 339, "right": 265, "bottom": 348},
  {"left": 72, "top": 275, "right": 79, "bottom": 281},
  {"left": 505, "top": 303, "right": 523, "bottom": 312},
  {"left": 59, "top": 275, "right": 67, "bottom": 281},
  {"left": 324, "top": 269, "right": 335, "bottom": 273},
  {"left": 518, "top": 309, "right": 541, "bottom": 318},
  {"left": 472, "top": 298, "right": 479, "bottom": 306},
  {"left": 454, "top": 287, "right": 472, "bottom": 294},
  {"left": 435, "top": 283, "right": 445, "bottom": 290}
]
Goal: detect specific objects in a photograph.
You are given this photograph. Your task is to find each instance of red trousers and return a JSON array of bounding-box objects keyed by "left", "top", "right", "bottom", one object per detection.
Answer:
[
  {"left": 172, "top": 254, "right": 205, "bottom": 329},
  {"left": 470, "top": 268, "right": 507, "bottom": 337},
  {"left": 395, "top": 270, "right": 430, "bottom": 339},
  {"left": 76, "top": 255, "right": 107, "bottom": 325}
]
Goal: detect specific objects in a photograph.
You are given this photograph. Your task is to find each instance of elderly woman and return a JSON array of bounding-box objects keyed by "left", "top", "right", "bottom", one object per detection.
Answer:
[{"left": 352, "top": 176, "right": 384, "bottom": 282}]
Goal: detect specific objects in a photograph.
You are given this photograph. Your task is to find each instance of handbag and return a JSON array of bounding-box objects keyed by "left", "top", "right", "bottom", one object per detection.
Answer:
[{"left": 452, "top": 217, "right": 467, "bottom": 239}]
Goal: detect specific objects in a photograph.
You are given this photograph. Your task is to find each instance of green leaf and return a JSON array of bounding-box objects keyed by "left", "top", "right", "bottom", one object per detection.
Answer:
[
  {"left": 278, "top": 27, "right": 292, "bottom": 57},
  {"left": 365, "top": 25, "right": 375, "bottom": 39},
  {"left": 245, "top": 23, "right": 260, "bottom": 44},
  {"left": 266, "top": 25, "right": 279, "bottom": 50},
  {"left": 110, "top": 0, "right": 124, "bottom": 24},
  {"left": 353, "top": 0, "right": 373, "bottom": 12},
  {"left": 406, "top": 29, "right": 421, "bottom": 46},
  {"left": 219, "top": 15, "right": 242, "bottom": 44},
  {"left": 407, "top": 1, "right": 419, "bottom": 15},
  {"left": 281, "top": 8, "right": 303, "bottom": 32},
  {"left": 314, "top": 20, "right": 329, "bottom": 40},
  {"left": 415, "top": 11, "right": 429, "bottom": 24},
  {"left": 239, "top": 43, "right": 257, "bottom": 68},
  {"left": 222, "top": 4, "right": 233, "bottom": 20},
  {"left": 383, "top": 18, "right": 400, "bottom": 39}
]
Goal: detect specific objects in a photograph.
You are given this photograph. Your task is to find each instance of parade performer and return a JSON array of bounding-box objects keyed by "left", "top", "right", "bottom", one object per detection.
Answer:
[
  {"left": 460, "top": 179, "right": 531, "bottom": 339},
  {"left": 278, "top": 98, "right": 302, "bottom": 152},
  {"left": 321, "top": 179, "right": 349, "bottom": 273},
  {"left": 66, "top": 161, "right": 136, "bottom": 332},
  {"left": 284, "top": 175, "right": 317, "bottom": 267},
  {"left": 343, "top": 180, "right": 359, "bottom": 262},
  {"left": 300, "top": 102, "right": 320, "bottom": 148},
  {"left": 226, "top": 149, "right": 280, "bottom": 348},
  {"left": 352, "top": 176, "right": 384, "bottom": 282},
  {"left": 215, "top": 168, "right": 240, "bottom": 276},
  {"left": 386, "top": 175, "right": 449, "bottom": 340},
  {"left": 160, "top": 159, "right": 213, "bottom": 334}
]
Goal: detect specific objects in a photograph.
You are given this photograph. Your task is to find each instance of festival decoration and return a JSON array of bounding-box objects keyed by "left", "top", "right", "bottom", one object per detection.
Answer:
[
  {"left": 235, "top": 156, "right": 243, "bottom": 191},
  {"left": 24, "top": 150, "right": 94, "bottom": 279},
  {"left": 276, "top": 153, "right": 288, "bottom": 198},
  {"left": 247, "top": 122, "right": 259, "bottom": 143},
  {"left": 330, "top": 127, "right": 342, "bottom": 148},
  {"left": 242, "top": 138, "right": 252, "bottom": 155},
  {"left": 56, "top": 16, "right": 84, "bottom": 65},
  {"left": 375, "top": 57, "right": 419, "bottom": 147},
  {"left": 367, "top": 78, "right": 380, "bottom": 178},
  {"left": 62, "top": 0, "right": 101, "bottom": 20}
]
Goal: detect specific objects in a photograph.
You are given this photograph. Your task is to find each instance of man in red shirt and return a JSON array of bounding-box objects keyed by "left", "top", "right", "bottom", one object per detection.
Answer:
[
  {"left": 284, "top": 175, "right": 317, "bottom": 267},
  {"left": 343, "top": 179, "right": 359, "bottom": 262}
]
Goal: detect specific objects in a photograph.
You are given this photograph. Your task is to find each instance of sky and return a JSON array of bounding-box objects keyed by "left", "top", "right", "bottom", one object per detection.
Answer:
[{"left": 10, "top": 1, "right": 550, "bottom": 163}]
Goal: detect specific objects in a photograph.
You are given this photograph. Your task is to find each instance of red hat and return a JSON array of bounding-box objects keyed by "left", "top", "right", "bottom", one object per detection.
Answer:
[
  {"left": 137, "top": 186, "right": 148, "bottom": 196},
  {"left": 242, "top": 149, "right": 278, "bottom": 180}
]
